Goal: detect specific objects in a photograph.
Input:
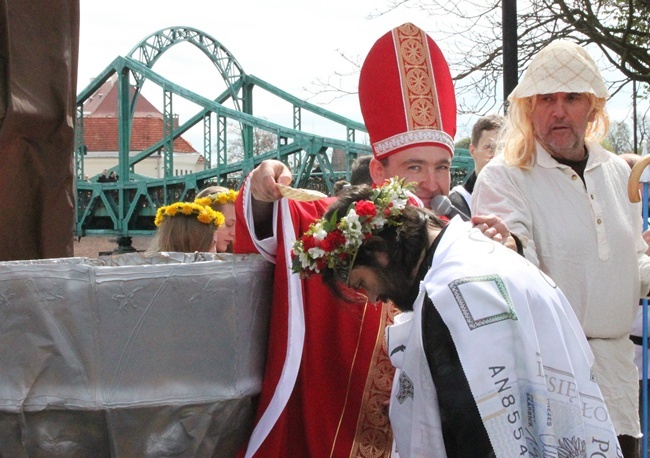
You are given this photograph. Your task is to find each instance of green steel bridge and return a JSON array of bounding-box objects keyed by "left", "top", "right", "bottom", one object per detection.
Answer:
[{"left": 74, "top": 26, "right": 473, "bottom": 244}]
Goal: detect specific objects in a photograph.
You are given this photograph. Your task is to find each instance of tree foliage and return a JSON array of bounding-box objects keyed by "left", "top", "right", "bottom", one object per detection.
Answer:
[
  {"left": 601, "top": 112, "right": 650, "bottom": 153},
  {"left": 455, "top": 137, "right": 471, "bottom": 149},
  {"left": 225, "top": 120, "right": 278, "bottom": 163},
  {"left": 606, "top": 120, "right": 634, "bottom": 153}
]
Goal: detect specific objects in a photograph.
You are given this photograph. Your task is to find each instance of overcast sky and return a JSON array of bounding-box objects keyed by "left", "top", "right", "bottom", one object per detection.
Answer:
[
  {"left": 79, "top": 0, "right": 416, "bottom": 147},
  {"left": 79, "top": 0, "right": 643, "bottom": 151}
]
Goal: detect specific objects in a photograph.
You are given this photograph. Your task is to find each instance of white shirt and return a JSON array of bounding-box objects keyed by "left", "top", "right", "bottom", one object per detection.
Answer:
[{"left": 473, "top": 140, "right": 650, "bottom": 436}]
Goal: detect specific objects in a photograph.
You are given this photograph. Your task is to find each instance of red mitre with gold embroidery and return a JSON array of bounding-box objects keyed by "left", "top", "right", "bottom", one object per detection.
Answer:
[{"left": 359, "top": 22, "right": 457, "bottom": 159}]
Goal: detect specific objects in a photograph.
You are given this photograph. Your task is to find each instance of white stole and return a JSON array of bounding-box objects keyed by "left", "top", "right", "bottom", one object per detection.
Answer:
[{"left": 387, "top": 217, "right": 621, "bottom": 457}]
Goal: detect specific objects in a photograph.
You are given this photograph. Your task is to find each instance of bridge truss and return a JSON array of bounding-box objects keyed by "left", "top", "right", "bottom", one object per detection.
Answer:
[{"left": 74, "top": 26, "right": 472, "bottom": 242}]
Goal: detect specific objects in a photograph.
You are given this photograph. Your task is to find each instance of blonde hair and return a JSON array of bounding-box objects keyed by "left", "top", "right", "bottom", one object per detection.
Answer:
[
  {"left": 149, "top": 201, "right": 223, "bottom": 254},
  {"left": 502, "top": 94, "right": 610, "bottom": 169},
  {"left": 148, "top": 216, "right": 216, "bottom": 253},
  {"left": 196, "top": 186, "right": 236, "bottom": 212},
  {"left": 196, "top": 185, "right": 229, "bottom": 198}
]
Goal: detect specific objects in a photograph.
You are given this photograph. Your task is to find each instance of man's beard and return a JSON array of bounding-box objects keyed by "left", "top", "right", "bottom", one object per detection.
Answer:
[{"left": 373, "top": 263, "right": 419, "bottom": 312}]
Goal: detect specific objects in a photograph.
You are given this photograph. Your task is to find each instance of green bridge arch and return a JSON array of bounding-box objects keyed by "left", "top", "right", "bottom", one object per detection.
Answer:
[{"left": 74, "top": 26, "right": 471, "bottom": 241}]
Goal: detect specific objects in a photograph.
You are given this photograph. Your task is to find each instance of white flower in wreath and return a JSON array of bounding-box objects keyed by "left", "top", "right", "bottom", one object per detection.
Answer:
[
  {"left": 298, "top": 252, "right": 316, "bottom": 271},
  {"left": 341, "top": 210, "right": 363, "bottom": 247},
  {"left": 312, "top": 225, "right": 328, "bottom": 241},
  {"left": 392, "top": 196, "right": 408, "bottom": 209},
  {"left": 372, "top": 215, "right": 388, "bottom": 229},
  {"left": 307, "top": 247, "right": 326, "bottom": 260}
]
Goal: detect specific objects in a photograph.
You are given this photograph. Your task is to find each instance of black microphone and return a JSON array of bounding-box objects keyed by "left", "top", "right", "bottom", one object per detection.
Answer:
[{"left": 431, "top": 195, "right": 470, "bottom": 221}]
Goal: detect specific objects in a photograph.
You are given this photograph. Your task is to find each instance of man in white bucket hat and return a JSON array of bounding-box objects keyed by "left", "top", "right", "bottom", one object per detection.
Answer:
[{"left": 474, "top": 39, "right": 650, "bottom": 457}]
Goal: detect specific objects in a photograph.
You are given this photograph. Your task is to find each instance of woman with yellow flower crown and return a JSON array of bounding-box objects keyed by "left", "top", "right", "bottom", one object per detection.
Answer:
[
  {"left": 195, "top": 186, "right": 239, "bottom": 253},
  {"left": 147, "top": 201, "right": 225, "bottom": 253}
]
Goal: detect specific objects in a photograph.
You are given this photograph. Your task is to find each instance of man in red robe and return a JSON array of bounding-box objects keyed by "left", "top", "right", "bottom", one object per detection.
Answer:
[
  {"left": 234, "top": 23, "right": 510, "bottom": 457},
  {"left": 235, "top": 177, "right": 396, "bottom": 457}
]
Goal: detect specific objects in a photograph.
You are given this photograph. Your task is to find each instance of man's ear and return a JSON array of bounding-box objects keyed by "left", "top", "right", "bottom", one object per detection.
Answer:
[
  {"left": 369, "top": 158, "right": 385, "bottom": 185},
  {"left": 469, "top": 144, "right": 477, "bottom": 159}
]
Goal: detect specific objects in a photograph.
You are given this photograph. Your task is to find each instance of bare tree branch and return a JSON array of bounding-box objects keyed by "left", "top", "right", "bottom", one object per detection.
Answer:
[{"left": 306, "top": 0, "right": 649, "bottom": 121}]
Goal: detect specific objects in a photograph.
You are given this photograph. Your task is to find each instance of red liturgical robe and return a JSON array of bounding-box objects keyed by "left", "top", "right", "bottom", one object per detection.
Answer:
[{"left": 234, "top": 176, "right": 395, "bottom": 457}]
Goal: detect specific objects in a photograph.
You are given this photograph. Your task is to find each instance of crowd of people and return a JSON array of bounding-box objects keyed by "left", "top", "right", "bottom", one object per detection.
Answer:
[
  {"left": 138, "top": 22, "right": 649, "bottom": 458},
  {"left": 97, "top": 169, "right": 118, "bottom": 182}
]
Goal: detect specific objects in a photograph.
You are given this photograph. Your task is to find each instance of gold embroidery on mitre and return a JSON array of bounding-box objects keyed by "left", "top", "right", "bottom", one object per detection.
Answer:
[
  {"left": 349, "top": 302, "right": 398, "bottom": 457},
  {"left": 394, "top": 23, "right": 442, "bottom": 132}
]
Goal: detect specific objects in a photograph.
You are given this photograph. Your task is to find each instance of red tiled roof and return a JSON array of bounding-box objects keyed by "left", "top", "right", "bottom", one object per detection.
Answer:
[
  {"left": 82, "top": 77, "right": 196, "bottom": 153},
  {"left": 83, "top": 117, "right": 196, "bottom": 153},
  {"left": 84, "top": 78, "right": 161, "bottom": 118}
]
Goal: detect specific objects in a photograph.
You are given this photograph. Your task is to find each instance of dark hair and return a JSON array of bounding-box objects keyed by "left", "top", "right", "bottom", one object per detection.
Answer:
[
  {"left": 471, "top": 114, "right": 504, "bottom": 147},
  {"left": 319, "top": 184, "right": 444, "bottom": 303},
  {"left": 332, "top": 180, "right": 350, "bottom": 195},
  {"left": 350, "top": 155, "right": 373, "bottom": 186}
]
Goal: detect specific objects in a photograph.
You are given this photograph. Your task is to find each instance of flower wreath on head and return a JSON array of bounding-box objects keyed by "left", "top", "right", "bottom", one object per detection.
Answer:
[
  {"left": 194, "top": 189, "right": 239, "bottom": 207},
  {"left": 291, "top": 177, "right": 416, "bottom": 280},
  {"left": 154, "top": 202, "right": 225, "bottom": 228}
]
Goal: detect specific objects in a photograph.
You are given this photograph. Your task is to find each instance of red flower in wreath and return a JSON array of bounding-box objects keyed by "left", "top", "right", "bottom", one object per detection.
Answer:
[
  {"left": 302, "top": 234, "right": 318, "bottom": 251},
  {"left": 355, "top": 200, "right": 377, "bottom": 217},
  {"left": 321, "top": 229, "right": 346, "bottom": 252}
]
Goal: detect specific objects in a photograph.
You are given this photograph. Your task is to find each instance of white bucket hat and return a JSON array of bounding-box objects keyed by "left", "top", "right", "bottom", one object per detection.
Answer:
[{"left": 508, "top": 40, "right": 609, "bottom": 101}]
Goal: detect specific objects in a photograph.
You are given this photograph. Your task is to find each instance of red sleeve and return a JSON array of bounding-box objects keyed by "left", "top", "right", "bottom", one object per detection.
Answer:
[
  {"left": 233, "top": 173, "right": 258, "bottom": 254},
  {"left": 233, "top": 174, "right": 334, "bottom": 254}
]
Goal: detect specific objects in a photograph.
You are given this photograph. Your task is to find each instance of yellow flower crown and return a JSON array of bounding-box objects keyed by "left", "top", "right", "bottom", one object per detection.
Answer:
[
  {"left": 154, "top": 202, "right": 225, "bottom": 227},
  {"left": 194, "top": 189, "right": 239, "bottom": 207}
]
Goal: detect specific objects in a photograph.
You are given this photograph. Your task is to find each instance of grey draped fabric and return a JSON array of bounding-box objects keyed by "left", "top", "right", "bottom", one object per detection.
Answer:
[{"left": 0, "top": 252, "right": 273, "bottom": 456}]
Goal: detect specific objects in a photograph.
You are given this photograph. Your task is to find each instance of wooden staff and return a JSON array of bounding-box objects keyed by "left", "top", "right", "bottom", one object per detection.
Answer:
[{"left": 628, "top": 155, "right": 650, "bottom": 203}]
